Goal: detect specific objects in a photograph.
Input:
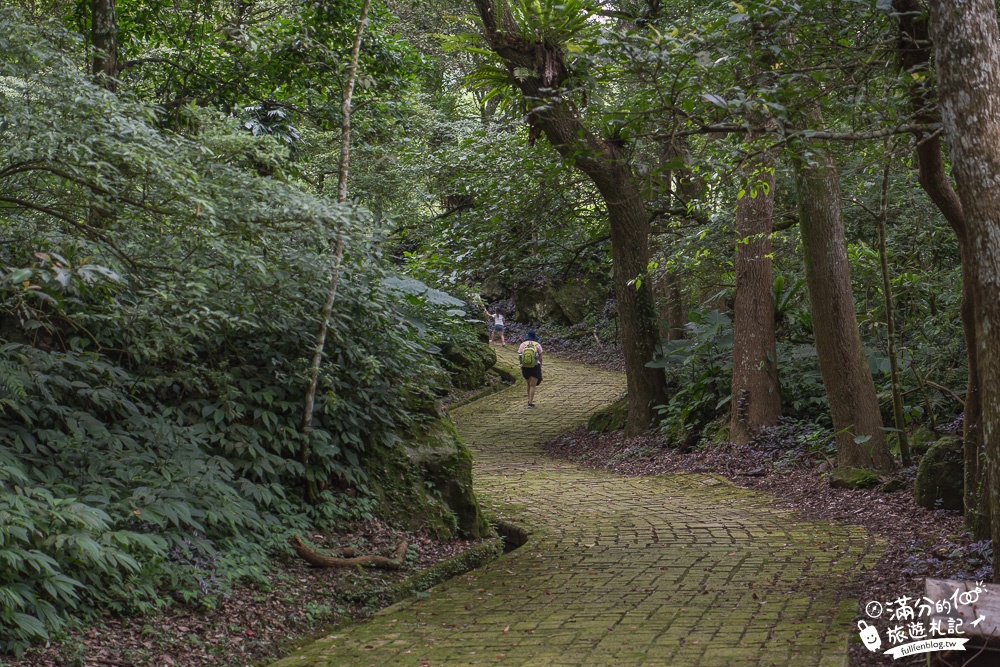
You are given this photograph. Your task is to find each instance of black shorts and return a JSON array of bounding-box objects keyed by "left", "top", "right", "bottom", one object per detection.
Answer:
[{"left": 521, "top": 365, "right": 542, "bottom": 385}]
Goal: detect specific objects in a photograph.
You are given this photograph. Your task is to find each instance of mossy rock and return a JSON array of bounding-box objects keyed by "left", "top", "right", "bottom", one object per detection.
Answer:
[
  {"left": 405, "top": 420, "right": 490, "bottom": 538},
  {"left": 908, "top": 426, "right": 939, "bottom": 456},
  {"left": 363, "top": 416, "right": 489, "bottom": 540},
  {"left": 514, "top": 279, "right": 606, "bottom": 326},
  {"left": 440, "top": 340, "right": 497, "bottom": 390},
  {"left": 490, "top": 365, "right": 516, "bottom": 384},
  {"left": 552, "top": 279, "right": 606, "bottom": 325},
  {"left": 828, "top": 466, "right": 880, "bottom": 489},
  {"left": 479, "top": 274, "right": 508, "bottom": 302},
  {"left": 514, "top": 285, "right": 563, "bottom": 324},
  {"left": 587, "top": 397, "right": 628, "bottom": 432},
  {"left": 880, "top": 478, "right": 908, "bottom": 493},
  {"left": 914, "top": 436, "right": 963, "bottom": 511}
]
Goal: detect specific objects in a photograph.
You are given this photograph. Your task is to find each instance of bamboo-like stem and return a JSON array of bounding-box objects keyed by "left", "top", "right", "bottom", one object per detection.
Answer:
[{"left": 301, "top": 0, "right": 372, "bottom": 499}]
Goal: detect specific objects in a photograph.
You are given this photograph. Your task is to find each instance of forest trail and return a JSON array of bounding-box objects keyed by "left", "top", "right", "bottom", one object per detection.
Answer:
[{"left": 273, "top": 349, "right": 879, "bottom": 667}]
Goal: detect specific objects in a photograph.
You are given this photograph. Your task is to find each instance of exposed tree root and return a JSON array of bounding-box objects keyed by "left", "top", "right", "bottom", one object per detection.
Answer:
[{"left": 289, "top": 535, "right": 408, "bottom": 569}]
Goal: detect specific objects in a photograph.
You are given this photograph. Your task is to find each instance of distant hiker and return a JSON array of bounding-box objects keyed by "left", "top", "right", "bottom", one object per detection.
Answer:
[
  {"left": 518, "top": 330, "right": 543, "bottom": 408},
  {"left": 484, "top": 306, "right": 506, "bottom": 346}
]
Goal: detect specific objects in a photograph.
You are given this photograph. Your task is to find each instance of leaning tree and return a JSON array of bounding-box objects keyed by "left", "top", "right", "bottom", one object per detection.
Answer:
[{"left": 468, "top": 0, "right": 667, "bottom": 434}]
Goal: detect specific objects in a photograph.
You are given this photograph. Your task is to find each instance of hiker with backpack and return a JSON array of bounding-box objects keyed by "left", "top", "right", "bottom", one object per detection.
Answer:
[
  {"left": 483, "top": 306, "right": 506, "bottom": 346},
  {"left": 518, "top": 330, "right": 543, "bottom": 408}
]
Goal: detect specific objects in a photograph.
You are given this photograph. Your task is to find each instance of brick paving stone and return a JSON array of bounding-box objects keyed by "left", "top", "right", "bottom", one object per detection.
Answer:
[{"left": 272, "top": 349, "right": 881, "bottom": 666}]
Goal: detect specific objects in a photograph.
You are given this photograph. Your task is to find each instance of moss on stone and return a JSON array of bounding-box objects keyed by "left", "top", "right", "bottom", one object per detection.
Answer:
[
  {"left": 828, "top": 466, "right": 881, "bottom": 489},
  {"left": 880, "top": 478, "right": 908, "bottom": 493},
  {"left": 587, "top": 397, "right": 628, "bottom": 432},
  {"left": 552, "top": 279, "right": 606, "bottom": 324},
  {"left": 384, "top": 538, "right": 503, "bottom": 603},
  {"left": 440, "top": 340, "right": 497, "bottom": 390},
  {"left": 513, "top": 285, "right": 563, "bottom": 323},
  {"left": 908, "top": 426, "right": 939, "bottom": 455},
  {"left": 405, "top": 420, "right": 490, "bottom": 539},
  {"left": 514, "top": 279, "right": 607, "bottom": 326},
  {"left": 914, "top": 436, "right": 963, "bottom": 511},
  {"left": 361, "top": 412, "right": 489, "bottom": 540}
]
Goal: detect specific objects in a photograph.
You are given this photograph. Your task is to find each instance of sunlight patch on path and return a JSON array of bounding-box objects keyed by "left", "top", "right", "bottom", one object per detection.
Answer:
[{"left": 273, "top": 348, "right": 878, "bottom": 667}]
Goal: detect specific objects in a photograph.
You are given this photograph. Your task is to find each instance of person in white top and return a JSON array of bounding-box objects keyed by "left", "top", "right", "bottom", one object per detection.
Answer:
[{"left": 483, "top": 306, "right": 506, "bottom": 346}]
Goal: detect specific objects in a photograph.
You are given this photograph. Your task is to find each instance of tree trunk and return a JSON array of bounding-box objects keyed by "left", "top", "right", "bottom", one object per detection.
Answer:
[
  {"left": 91, "top": 0, "right": 118, "bottom": 92},
  {"left": 652, "top": 140, "right": 688, "bottom": 343},
  {"left": 599, "top": 168, "right": 667, "bottom": 435},
  {"left": 730, "top": 149, "right": 781, "bottom": 445},
  {"left": 927, "top": 0, "right": 1000, "bottom": 580},
  {"left": 894, "top": 0, "right": 988, "bottom": 536},
  {"left": 875, "top": 149, "right": 911, "bottom": 466},
  {"left": 729, "top": 14, "right": 782, "bottom": 445},
  {"left": 657, "top": 270, "right": 686, "bottom": 341},
  {"left": 301, "top": 0, "right": 371, "bottom": 497},
  {"left": 792, "top": 119, "right": 894, "bottom": 471},
  {"left": 335, "top": 0, "right": 369, "bottom": 206},
  {"left": 472, "top": 0, "right": 666, "bottom": 434}
]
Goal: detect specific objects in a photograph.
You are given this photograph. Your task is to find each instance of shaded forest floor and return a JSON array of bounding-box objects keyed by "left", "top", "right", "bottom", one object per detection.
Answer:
[
  {"left": 543, "top": 423, "right": 989, "bottom": 667},
  {"left": 15, "top": 522, "right": 484, "bottom": 667}
]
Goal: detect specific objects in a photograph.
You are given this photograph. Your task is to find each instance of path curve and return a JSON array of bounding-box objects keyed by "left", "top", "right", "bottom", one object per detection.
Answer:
[{"left": 274, "top": 349, "right": 879, "bottom": 667}]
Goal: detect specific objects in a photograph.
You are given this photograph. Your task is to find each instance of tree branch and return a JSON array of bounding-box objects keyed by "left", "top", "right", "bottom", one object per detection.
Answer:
[{"left": 0, "top": 196, "right": 175, "bottom": 273}]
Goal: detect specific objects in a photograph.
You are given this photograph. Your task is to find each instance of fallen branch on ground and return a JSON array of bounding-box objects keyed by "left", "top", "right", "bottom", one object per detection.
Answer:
[{"left": 289, "top": 535, "right": 408, "bottom": 569}]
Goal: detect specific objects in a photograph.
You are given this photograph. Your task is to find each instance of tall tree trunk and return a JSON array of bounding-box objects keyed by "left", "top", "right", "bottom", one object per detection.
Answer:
[
  {"left": 598, "top": 167, "right": 667, "bottom": 435},
  {"left": 894, "top": 0, "right": 988, "bottom": 536},
  {"left": 730, "top": 147, "right": 781, "bottom": 445},
  {"left": 729, "top": 11, "right": 782, "bottom": 445},
  {"left": 875, "top": 150, "right": 911, "bottom": 466},
  {"left": 927, "top": 0, "right": 1000, "bottom": 580},
  {"left": 301, "top": 0, "right": 371, "bottom": 497},
  {"left": 87, "top": 0, "right": 119, "bottom": 230},
  {"left": 472, "top": 0, "right": 666, "bottom": 434},
  {"left": 91, "top": 0, "right": 118, "bottom": 92},
  {"left": 657, "top": 270, "right": 686, "bottom": 341},
  {"left": 792, "top": 117, "right": 894, "bottom": 471}
]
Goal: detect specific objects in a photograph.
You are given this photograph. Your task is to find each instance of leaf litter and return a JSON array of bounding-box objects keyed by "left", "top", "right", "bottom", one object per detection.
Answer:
[{"left": 16, "top": 519, "right": 482, "bottom": 667}]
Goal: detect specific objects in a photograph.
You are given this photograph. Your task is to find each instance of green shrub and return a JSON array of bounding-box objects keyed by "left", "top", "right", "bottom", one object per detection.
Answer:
[
  {"left": 0, "top": 10, "right": 474, "bottom": 652},
  {"left": 649, "top": 309, "right": 733, "bottom": 447}
]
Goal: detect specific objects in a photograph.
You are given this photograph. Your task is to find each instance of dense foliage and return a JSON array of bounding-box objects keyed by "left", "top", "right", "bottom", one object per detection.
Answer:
[{"left": 0, "top": 8, "right": 479, "bottom": 653}]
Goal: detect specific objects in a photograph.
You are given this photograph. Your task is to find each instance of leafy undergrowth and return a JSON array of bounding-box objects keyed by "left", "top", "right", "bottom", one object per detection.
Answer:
[
  {"left": 542, "top": 423, "right": 988, "bottom": 667},
  {"left": 13, "top": 521, "right": 481, "bottom": 667}
]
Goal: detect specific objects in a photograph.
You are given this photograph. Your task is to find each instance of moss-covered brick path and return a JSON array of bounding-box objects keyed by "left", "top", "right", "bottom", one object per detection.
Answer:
[{"left": 274, "top": 349, "right": 880, "bottom": 667}]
